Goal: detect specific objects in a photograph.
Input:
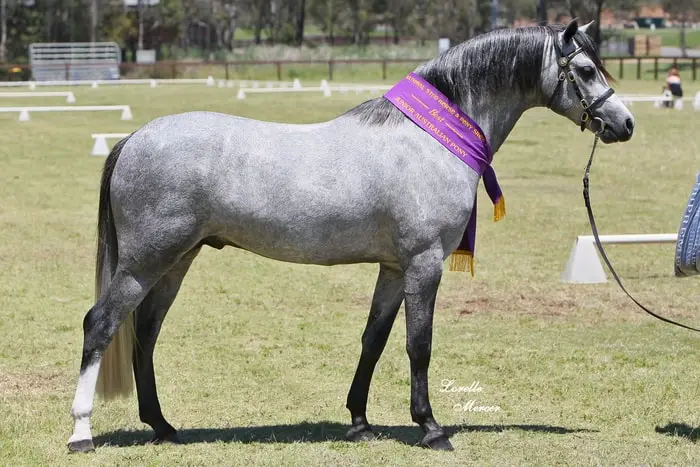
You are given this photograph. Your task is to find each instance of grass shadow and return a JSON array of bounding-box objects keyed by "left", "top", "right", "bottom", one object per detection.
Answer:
[
  {"left": 655, "top": 423, "right": 699, "bottom": 442},
  {"left": 94, "top": 422, "right": 598, "bottom": 448}
]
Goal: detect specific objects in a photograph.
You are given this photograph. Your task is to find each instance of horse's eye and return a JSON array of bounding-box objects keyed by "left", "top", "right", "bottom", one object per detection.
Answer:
[{"left": 580, "top": 66, "right": 596, "bottom": 80}]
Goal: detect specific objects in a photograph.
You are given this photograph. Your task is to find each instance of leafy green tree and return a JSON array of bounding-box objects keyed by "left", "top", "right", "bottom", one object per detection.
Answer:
[{"left": 308, "top": 0, "right": 343, "bottom": 43}]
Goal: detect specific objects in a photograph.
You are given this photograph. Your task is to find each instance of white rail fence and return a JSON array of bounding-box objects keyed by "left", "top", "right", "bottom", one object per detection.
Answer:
[
  {"left": 236, "top": 80, "right": 392, "bottom": 99},
  {"left": 620, "top": 91, "right": 700, "bottom": 111},
  {"left": 0, "top": 76, "right": 216, "bottom": 89},
  {"left": 0, "top": 105, "right": 132, "bottom": 121},
  {"left": 561, "top": 233, "right": 678, "bottom": 284},
  {"left": 0, "top": 91, "right": 76, "bottom": 103}
]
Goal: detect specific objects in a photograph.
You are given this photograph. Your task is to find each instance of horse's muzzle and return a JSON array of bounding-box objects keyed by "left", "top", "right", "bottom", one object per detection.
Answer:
[{"left": 599, "top": 116, "right": 634, "bottom": 143}]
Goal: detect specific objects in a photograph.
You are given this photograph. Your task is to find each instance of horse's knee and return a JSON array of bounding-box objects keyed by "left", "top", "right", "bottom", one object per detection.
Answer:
[
  {"left": 406, "top": 338, "right": 431, "bottom": 364},
  {"left": 81, "top": 306, "right": 111, "bottom": 348},
  {"left": 402, "top": 249, "right": 443, "bottom": 295}
]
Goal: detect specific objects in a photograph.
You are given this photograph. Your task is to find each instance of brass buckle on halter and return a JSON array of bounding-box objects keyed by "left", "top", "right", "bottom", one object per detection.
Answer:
[
  {"left": 558, "top": 57, "right": 569, "bottom": 67},
  {"left": 567, "top": 71, "right": 576, "bottom": 82},
  {"left": 592, "top": 117, "right": 606, "bottom": 135},
  {"left": 580, "top": 98, "right": 589, "bottom": 109}
]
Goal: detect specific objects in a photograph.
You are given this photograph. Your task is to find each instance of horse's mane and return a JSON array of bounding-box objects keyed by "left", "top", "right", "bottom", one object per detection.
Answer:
[{"left": 344, "top": 24, "right": 612, "bottom": 126}]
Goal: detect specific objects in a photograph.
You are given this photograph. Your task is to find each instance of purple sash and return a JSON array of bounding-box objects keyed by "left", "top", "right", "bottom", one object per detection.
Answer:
[{"left": 384, "top": 72, "right": 505, "bottom": 274}]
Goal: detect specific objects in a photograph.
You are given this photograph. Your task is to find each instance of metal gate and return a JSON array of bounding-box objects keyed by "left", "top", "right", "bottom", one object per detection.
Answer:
[{"left": 29, "top": 42, "right": 121, "bottom": 82}]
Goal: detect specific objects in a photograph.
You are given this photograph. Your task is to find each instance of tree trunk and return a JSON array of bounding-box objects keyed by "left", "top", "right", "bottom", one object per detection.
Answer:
[
  {"left": 45, "top": 2, "right": 53, "bottom": 41},
  {"left": 254, "top": 3, "right": 265, "bottom": 45},
  {"left": 295, "top": 0, "right": 305, "bottom": 46},
  {"left": 225, "top": 5, "right": 237, "bottom": 51},
  {"left": 490, "top": 0, "right": 498, "bottom": 31},
  {"left": 593, "top": 0, "right": 604, "bottom": 47},
  {"left": 536, "top": 0, "right": 547, "bottom": 24},
  {"left": 138, "top": 0, "right": 144, "bottom": 50},
  {"left": 351, "top": 0, "right": 360, "bottom": 44},
  {"left": 227, "top": 23, "right": 236, "bottom": 51},
  {"left": 0, "top": 0, "right": 6, "bottom": 63},
  {"left": 90, "top": 0, "right": 98, "bottom": 42}
]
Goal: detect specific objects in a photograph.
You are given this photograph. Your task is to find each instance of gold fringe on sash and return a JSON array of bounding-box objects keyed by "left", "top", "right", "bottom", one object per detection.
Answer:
[
  {"left": 448, "top": 250, "right": 474, "bottom": 276},
  {"left": 493, "top": 196, "right": 506, "bottom": 222},
  {"left": 449, "top": 196, "right": 505, "bottom": 276}
]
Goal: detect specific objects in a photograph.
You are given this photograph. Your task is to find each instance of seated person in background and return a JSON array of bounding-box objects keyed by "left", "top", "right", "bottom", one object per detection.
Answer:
[{"left": 663, "top": 67, "right": 683, "bottom": 107}]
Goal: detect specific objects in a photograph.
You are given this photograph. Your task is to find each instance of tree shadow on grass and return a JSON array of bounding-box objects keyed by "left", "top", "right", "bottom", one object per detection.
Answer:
[
  {"left": 655, "top": 423, "right": 699, "bottom": 442},
  {"left": 94, "top": 422, "right": 598, "bottom": 448}
]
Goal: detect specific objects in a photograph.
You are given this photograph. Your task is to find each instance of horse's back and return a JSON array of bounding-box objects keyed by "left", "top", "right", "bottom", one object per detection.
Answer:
[{"left": 111, "top": 111, "right": 412, "bottom": 265}]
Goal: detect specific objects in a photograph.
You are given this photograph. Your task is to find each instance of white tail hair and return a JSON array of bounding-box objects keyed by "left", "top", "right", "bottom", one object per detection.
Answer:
[
  {"left": 96, "top": 312, "right": 135, "bottom": 399},
  {"left": 94, "top": 134, "right": 136, "bottom": 400}
]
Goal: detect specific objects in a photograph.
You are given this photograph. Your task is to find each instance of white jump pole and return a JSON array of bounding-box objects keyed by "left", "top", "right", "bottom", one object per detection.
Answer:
[
  {"left": 0, "top": 91, "right": 76, "bottom": 103},
  {"left": 91, "top": 133, "right": 131, "bottom": 156},
  {"left": 0, "top": 105, "right": 133, "bottom": 121},
  {"left": 561, "top": 234, "right": 678, "bottom": 284}
]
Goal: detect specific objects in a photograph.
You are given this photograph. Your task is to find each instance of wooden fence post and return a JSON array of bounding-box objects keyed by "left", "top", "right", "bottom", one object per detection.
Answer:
[
  {"left": 619, "top": 58, "right": 624, "bottom": 80},
  {"left": 654, "top": 57, "right": 659, "bottom": 80}
]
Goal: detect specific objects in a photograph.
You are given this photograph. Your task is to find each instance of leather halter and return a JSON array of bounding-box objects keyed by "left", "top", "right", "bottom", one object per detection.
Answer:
[{"left": 546, "top": 39, "right": 615, "bottom": 134}]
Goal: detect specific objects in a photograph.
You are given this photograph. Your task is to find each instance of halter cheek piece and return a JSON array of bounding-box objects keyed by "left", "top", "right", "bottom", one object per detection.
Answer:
[{"left": 546, "top": 41, "right": 615, "bottom": 134}]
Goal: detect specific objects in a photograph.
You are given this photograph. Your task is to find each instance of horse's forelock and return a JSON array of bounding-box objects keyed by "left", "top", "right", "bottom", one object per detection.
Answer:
[{"left": 546, "top": 24, "right": 615, "bottom": 84}]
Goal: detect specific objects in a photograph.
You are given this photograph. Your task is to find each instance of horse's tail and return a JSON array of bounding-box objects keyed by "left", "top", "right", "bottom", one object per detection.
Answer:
[{"left": 94, "top": 133, "right": 136, "bottom": 400}]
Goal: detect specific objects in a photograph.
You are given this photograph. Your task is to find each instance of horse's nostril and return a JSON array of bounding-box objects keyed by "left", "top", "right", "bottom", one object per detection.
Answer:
[{"left": 625, "top": 117, "right": 634, "bottom": 134}]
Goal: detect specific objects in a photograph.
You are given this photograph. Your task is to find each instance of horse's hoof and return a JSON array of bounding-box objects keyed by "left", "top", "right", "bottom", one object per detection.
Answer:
[
  {"left": 420, "top": 432, "right": 454, "bottom": 451},
  {"left": 67, "top": 439, "right": 95, "bottom": 453},
  {"left": 346, "top": 424, "right": 375, "bottom": 442},
  {"left": 149, "top": 432, "right": 181, "bottom": 445}
]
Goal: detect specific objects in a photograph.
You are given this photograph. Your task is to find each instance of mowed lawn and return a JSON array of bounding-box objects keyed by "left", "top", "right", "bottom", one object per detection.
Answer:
[{"left": 1, "top": 79, "right": 699, "bottom": 466}]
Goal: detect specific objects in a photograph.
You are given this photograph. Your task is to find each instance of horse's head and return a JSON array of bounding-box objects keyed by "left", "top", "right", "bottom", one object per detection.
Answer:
[{"left": 544, "top": 20, "right": 634, "bottom": 143}]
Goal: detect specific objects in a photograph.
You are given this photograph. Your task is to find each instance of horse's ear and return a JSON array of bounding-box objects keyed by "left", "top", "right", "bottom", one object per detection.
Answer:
[
  {"left": 562, "top": 19, "right": 579, "bottom": 44},
  {"left": 579, "top": 20, "right": 595, "bottom": 36}
]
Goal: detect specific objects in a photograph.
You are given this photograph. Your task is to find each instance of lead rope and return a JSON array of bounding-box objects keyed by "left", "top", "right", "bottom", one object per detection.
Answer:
[{"left": 583, "top": 136, "right": 700, "bottom": 333}]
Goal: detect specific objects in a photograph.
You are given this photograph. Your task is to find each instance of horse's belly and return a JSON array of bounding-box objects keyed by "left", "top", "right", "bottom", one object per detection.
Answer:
[{"left": 212, "top": 211, "right": 395, "bottom": 265}]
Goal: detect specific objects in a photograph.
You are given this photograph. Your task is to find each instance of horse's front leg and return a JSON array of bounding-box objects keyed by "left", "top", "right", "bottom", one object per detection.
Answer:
[
  {"left": 346, "top": 263, "right": 404, "bottom": 441},
  {"left": 403, "top": 246, "right": 454, "bottom": 451}
]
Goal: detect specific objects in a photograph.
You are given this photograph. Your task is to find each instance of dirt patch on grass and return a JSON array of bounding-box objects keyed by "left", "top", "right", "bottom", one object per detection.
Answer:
[
  {"left": 0, "top": 369, "right": 64, "bottom": 396},
  {"left": 451, "top": 294, "right": 578, "bottom": 316}
]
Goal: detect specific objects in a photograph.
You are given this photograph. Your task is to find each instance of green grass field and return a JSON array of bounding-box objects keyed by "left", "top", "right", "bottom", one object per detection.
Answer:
[{"left": 1, "top": 79, "right": 699, "bottom": 466}]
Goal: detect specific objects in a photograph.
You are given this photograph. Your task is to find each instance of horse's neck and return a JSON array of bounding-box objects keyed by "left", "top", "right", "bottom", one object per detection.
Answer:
[
  {"left": 456, "top": 74, "right": 544, "bottom": 153},
  {"left": 450, "top": 40, "right": 550, "bottom": 154},
  {"left": 462, "top": 97, "right": 530, "bottom": 154}
]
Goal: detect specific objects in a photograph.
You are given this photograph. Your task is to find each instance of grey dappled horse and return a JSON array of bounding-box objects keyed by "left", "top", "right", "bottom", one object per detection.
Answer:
[{"left": 68, "top": 21, "right": 634, "bottom": 453}]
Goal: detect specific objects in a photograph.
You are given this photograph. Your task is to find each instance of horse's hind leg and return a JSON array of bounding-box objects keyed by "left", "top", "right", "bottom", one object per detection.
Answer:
[
  {"left": 403, "top": 246, "right": 453, "bottom": 451},
  {"left": 68, "top": 233, "right": 198, "bottom": 452},
  {"left": 346, "top": 263, "right": 404, "bottom": 441},
  {"left": 133, "top": 247, "right": 200, "bottom": 444},
  {"left": 67, "top": 267, "right": 160, "bottom": 452}
]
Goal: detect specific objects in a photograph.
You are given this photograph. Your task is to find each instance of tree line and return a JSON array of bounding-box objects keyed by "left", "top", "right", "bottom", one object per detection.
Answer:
[{"left": 0, "top": 0, "right": 698, "bottom": 62}]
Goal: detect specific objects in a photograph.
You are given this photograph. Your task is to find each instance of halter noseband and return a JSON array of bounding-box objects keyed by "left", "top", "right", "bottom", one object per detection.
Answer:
[{"left": 546, "top": 40, "right": 615, "bottom": 134}]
